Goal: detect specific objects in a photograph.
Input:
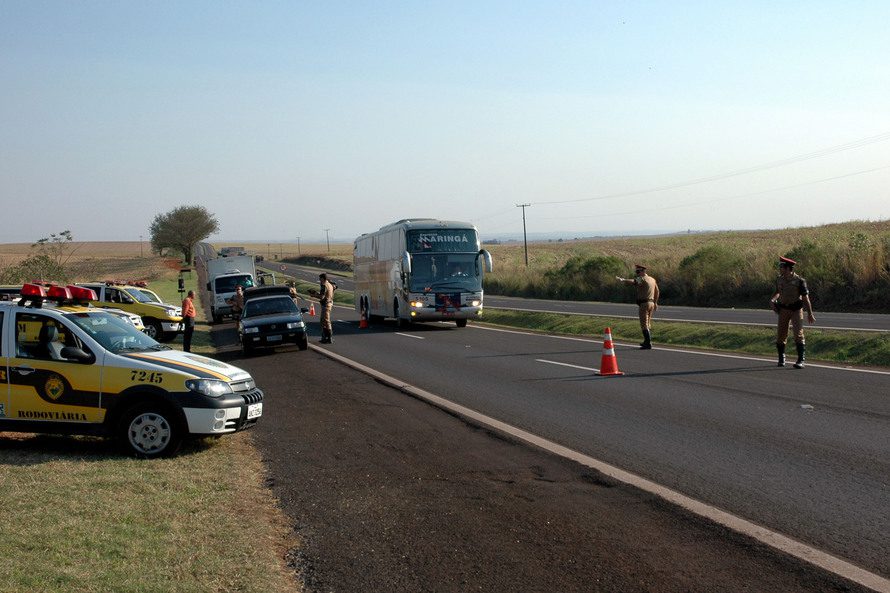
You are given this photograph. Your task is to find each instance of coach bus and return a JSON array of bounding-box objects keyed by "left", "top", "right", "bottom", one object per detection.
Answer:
[{"left": 354, "top": 219, "right": 493, "bottom": 328}]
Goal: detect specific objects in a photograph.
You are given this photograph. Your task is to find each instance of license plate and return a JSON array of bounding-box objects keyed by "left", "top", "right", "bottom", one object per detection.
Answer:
[
  {"left": 247, "top": 403, "right": 263, "bottom": 419},
  {"left": 267, "top": 335, "right": 282, "bottom": 342}
]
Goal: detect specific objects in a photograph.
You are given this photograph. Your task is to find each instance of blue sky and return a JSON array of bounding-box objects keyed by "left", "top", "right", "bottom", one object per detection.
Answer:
[{"left": 2, "top": 1, "right": 889, "bottom": 243}]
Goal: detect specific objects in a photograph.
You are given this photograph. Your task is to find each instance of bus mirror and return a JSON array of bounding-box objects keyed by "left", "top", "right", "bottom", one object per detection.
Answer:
[
  {"left": 401, "top": 251, "right": 412, "bottom": 275},
  {"left": 478, "top": 249, "right": 493, "bottom": 273}
]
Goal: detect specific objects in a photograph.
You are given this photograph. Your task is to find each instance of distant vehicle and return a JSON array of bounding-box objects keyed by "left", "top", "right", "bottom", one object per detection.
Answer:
[
  {"left": 354, "top": 219, "right": 492, "bottom": 328},
  {"left": 238, "top": 286, "right": 309, "bottom": 354},
  {"left": 218, "top": 246, "right": 247, "bottom": 257},
  {"left": 205, "top": 255, "right": 257, "bottom": 323}
]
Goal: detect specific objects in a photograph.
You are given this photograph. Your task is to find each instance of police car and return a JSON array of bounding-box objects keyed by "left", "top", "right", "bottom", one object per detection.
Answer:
[{"left": 0, "top": 284, "right": 264, "bottom": 458}]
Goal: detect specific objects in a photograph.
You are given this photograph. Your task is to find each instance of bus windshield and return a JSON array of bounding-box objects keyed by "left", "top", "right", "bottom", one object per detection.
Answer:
[{"left": 409, "top": 254, "right": 482, "bottom": 292}]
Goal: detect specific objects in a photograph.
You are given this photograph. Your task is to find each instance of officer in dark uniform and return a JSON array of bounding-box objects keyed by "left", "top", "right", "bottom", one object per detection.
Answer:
[{"left": 770, "top": 256, "right": 816, "bottom": 368}]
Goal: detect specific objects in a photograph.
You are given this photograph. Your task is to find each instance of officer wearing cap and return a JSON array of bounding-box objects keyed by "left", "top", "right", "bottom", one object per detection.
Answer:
[
  {"left": 616, "top": 264, "right": 659, "bottom": 349},
  {"left": 308, "top": 273, "right": 336, "bottom": 344},
  {"left": 770, "top": 256, "right": 816, "bottom": 368}
]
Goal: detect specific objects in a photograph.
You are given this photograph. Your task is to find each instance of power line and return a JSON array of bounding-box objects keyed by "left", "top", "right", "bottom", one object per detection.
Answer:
[
  {"left": 535, "top": 163, "right": 890, "bottom": 221},
  {"left": 532, "top": 131, "right": 890, "bottom": 206}
]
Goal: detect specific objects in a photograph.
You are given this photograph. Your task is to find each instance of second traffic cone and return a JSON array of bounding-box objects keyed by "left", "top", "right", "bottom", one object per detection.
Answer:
[
  {"left": 309, "top": 303, "right": 316, "bottom": 316},
  {"left": 359, "top": 310, "right": 368, "bottom": 329},
  {"left": 596, "top": 327, "right": 624, "bottom": 376}
]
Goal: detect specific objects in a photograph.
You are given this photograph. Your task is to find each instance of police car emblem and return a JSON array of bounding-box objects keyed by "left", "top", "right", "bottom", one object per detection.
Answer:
[{"left": 45, "top": 374, "right": 66, "bottom": 401}]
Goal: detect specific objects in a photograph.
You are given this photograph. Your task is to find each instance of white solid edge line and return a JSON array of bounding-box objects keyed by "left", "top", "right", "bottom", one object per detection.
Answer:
[
  {"left": 473, "top": 324, "right": 890, "bottom": 376},
  {"left": 309, "top": 344, "right": 890, "bottom": 593},
  {"left": 395, "top": 332, "right": 424, "bottom": 340},
  {"left": 489, "top": 305, "right": 889, "bottom": 333}
]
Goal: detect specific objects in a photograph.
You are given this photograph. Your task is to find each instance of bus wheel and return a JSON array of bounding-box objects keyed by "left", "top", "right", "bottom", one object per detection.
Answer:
[
  {"left": 394, "top": 301, "right": 406, "bottom": 330},
  {"left": 456, "top": 319, "right": 468, "bottom": 328}
]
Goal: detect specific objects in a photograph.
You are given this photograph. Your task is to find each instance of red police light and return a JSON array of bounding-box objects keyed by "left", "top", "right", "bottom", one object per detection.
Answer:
[
  {"left": 21, "top": 284, "right": 47, "bottom": 298},
  {"left": 67, "top": 285, "right": 97, "bottom": 301},
  {"left": 47, "top": 285, "right": 72, "bottom": 300}
]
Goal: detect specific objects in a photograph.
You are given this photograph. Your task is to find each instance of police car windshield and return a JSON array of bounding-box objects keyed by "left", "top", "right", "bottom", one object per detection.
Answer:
[
  {"left": 127, "top": 289, "right": 156, "bottom": 303},
  {"left": 66, "top": 311, "right": 165, "bottom": 353}
]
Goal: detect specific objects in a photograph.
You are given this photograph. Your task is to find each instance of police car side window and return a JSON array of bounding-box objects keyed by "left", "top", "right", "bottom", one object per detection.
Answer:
[{"left": 0, "top": 311, "right": 4, "bottom": 357}]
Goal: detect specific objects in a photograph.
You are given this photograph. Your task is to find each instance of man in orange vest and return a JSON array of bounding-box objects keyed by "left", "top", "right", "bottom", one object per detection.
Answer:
[{"left": 182, "top": 290, "right": 197, "bottom": 352}]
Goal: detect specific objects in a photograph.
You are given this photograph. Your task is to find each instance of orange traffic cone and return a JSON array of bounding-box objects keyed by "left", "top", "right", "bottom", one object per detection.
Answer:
[
  {"left": 309, "top": 303, "right": 316, "bottom": 316},
  {"left": 596, "top": 327, "right": 624, "bottom": 376},
  {"left": 359, "top": 310, "right": 368, "bottom": 329}
]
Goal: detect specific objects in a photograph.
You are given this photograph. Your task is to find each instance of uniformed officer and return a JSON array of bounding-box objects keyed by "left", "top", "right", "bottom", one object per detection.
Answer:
[
  {"left": 616, "top": 264, "right": 660, "bottom": 349},
  {"left": 770, "top": 256, "right": 816, "bottom": 368},
  {"left": 308, "top": 273, "right": 336, "bottom": 343}
]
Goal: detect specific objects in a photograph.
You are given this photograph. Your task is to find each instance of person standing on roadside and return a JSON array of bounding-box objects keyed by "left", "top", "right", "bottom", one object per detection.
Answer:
[
  {"left": 770, "top": 256, "right": 816, "bottom": 368},
  {"left": 309, "top": 273, "right": 336, "bottom": 343},
  {"left": 617, "top": 264, "right": 660, "bottom": 349},
  {"left": 226, "top": 285, "right": 245, "bottom": 319},
  {"left": 182, "top": 290, "right": 196, "bottom": 352}
]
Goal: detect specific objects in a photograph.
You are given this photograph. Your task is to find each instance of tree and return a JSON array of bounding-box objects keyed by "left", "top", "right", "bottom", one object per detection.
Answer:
[{"left": 150, "top": 206, "right": 219, "bottom": 264}]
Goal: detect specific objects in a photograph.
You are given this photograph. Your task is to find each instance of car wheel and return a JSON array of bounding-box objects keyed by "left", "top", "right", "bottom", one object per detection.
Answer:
[
  {"left": 242, "top": 342, "right": 254, "bottom": 356},
  {"left": 298, "top": 333, "right": 309, "bottom": 351},
  {"left": 456, "top": 318, "right": 468, "bottom": 328},
  {"left": 144, "top": 320, "right": 163, "bottom": 341},
  {"left": 118, "top": 403, "right": 182, "bottom": 459}
]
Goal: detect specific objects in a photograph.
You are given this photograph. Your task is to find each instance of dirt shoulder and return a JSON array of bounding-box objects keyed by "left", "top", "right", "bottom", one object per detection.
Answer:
[{"left": 223, "top": 336, "right": 869, "bottom": 593}]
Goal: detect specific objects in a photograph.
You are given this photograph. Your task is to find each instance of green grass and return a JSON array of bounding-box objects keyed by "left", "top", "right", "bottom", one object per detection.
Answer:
[
  {"left": 479, "top": 309, "right": 890, "bottom": 367},
  {"left": 0, "top": 434, "right": 296, "bottom": 593}
]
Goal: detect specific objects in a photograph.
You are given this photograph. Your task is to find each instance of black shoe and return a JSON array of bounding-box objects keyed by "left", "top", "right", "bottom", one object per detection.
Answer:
[
  {"left": 639, "top": 342, "right": 652, "bottom": 350},
  {"left": 793, "top": 343, "right": 805, "bottom": 368}
]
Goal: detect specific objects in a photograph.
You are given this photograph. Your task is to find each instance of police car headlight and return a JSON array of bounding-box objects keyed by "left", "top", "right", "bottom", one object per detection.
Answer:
[
  {"left": 243, "top": 326, "right": 259, "bottom": 334},
  {"left": 470, "top": 300, "right": 480, "bottom": 307},
  {"left": 286, "top": 322, "right": 303, "bottom": 329},
  {"left": 185, "top": 379, "right": 233, "bottom": 397}
]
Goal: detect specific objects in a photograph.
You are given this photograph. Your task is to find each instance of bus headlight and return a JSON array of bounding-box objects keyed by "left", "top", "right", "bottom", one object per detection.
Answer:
[
  {"left": 470, "top": 300, "right": 480, "bottom": 307},
  {"left": 410, "top": 301, "right": 425, "bottom": 308}
]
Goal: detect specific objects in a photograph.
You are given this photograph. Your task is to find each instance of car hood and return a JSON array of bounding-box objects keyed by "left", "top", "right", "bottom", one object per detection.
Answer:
[{"left": 121, "top": 350, "right": 252, "bottom": 382}]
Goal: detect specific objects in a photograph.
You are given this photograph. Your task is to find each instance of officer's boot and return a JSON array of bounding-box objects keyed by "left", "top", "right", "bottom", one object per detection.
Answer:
[
  {"left": 319, "top": 329, "right": 329, "bottom": 344},
  {"left": 793, "top": 342, "right": 805, "bottom": 369},
  {"left": 776, "top": 342, "right": 786, "bottom": 367},
  {"left": 640, "top": 329, "right": 652, "bottom": 350},
  {"left": 327, "top": 329, "right": 334, "bottom": 344}
]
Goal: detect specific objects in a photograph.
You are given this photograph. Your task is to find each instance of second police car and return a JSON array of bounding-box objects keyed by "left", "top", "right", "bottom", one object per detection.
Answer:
[{"left": 0, "top": 284, "right": 263, "bottom": 458}]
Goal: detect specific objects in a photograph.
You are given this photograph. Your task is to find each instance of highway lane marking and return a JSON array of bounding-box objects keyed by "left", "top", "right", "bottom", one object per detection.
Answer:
[
  {"left": 474, "top": 324, "right": 890, "bottom": 376},
  {"left": 489, "top": 305, "right": 889, "bottom": 333},
  {"left": 537, "top": 359, "right": 597, "bottom": 372},
  {"left": 396, "top": 332, "right": 424, "bottom": 340},
  {"left": 308, "top": 344, "right": 890, "bottom": 593}
]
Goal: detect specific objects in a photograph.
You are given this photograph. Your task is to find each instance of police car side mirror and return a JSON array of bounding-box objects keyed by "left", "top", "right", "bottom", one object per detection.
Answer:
[
  {"left": 300, "top": 307, "right": 309, "bottom": 313},
  {"left": 61, "top": 346, "right": 94, "bottom": 363}
]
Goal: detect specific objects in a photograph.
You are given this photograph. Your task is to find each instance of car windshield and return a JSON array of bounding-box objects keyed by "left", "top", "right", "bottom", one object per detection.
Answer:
[
  {"left": 66, "top": 311, "right": 167, "bottom": 353},
  {"left": 408, "top": 254, "right": 482, "bottom": 292},
  {"left": 127, "top": 288, "right": 158, "bottom": 303},
  {"left": 242, "top": 297, "right": 298, "bottom": 318},
  {"left": 215, "top": 274, "right": 254, "bottom": 292}
]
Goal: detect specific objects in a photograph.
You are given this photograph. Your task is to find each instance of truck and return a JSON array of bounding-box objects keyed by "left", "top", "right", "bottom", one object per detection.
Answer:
[{"left": 206, "top": 255, "right": 257, "bottom": 323}]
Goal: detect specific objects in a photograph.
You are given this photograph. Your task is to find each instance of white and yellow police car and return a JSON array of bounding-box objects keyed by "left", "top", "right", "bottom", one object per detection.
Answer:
[{"left": 0, "top": 284, "right": 263, "bottom": 458}]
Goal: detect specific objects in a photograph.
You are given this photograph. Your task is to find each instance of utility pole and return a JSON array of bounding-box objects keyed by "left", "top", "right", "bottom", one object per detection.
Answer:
[
  {"left": 324, "top": 229, "right": 331, "bottom": 253},
  {"left": 139, "top": 235, "right": 143, "bottom": 257},
  {"left": 516, "top": 203, "right": 531, "bottom": 266},
  {"left": 296, "top": 236, "right": 301, "bottom": 256}
]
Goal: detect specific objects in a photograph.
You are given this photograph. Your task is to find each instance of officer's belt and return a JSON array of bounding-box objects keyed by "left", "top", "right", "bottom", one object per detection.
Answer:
[
  {"left": 776, "top": 301, "right": 803, "bottom": 310},
  {"left": 636, "top": 299, "right": 655, "bottom": 305}
]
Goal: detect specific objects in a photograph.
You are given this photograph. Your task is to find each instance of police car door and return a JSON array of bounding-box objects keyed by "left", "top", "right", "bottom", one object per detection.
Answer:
[
  {"left": 0, "top": 310, "right": 7, "bottom": 420},
  {"left": 7, "top": 310, "right": 104, "bottom": 425}
]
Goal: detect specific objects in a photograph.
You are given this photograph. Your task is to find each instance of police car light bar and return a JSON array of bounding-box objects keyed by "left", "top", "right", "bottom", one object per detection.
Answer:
[
  {"left": 21, "top": 283, "right": 47, "bottom": 298},
  {"left": 67, "top": 285, "right": 97, "bottom": 301},
  {"left": 47, "top": 285, "right": 72, "bottom": 300}
]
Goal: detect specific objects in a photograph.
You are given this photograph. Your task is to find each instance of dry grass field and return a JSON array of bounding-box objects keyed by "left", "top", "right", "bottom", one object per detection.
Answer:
[{"left": 0, "top": 241, "right": 177, "bottom": 282}]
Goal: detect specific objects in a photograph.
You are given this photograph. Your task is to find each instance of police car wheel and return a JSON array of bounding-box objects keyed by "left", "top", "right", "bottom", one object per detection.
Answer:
[
  {"left": 297, "top": 334, "right": 308, "bottom": 351},
  {"left": 456, "top": 319, "right": 468, "bottom": 328},
  {"left": 119, "top": 403, "right": 183, "bottom": 458},
  {"left": 144, "top": 320, "right": 163, "bottom": 341}
]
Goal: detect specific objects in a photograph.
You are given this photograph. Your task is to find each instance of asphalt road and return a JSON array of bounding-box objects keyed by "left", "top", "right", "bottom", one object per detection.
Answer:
[
  {"left": 262, "top": 257, "right": 889, "bottom": 332},
  {"left": 212, "top": 328, "right": 874, "bottom": 593}
]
